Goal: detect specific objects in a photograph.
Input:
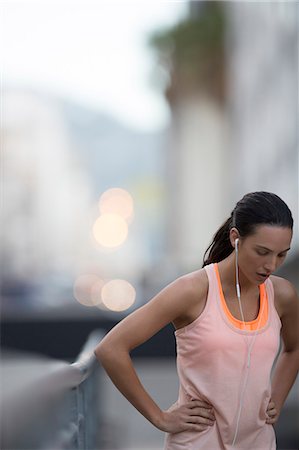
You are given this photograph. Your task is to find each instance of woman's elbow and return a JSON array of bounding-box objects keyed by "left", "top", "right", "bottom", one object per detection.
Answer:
[
  {"left": 94, "top": 340, "right": 110, "bottom": 362},
  {"left": 94, "top": 337, "right": 125, "bottom": 364}
]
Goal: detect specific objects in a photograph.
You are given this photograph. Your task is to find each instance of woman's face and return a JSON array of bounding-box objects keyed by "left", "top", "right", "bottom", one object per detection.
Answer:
[{"left": 237, "top": 225, "right": 292, "bottom": 285}]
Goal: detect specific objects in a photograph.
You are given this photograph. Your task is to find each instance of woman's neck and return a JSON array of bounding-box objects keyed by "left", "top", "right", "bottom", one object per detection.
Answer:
[{"left": 217, "top": 253, "right": 257, "bottom": 296}]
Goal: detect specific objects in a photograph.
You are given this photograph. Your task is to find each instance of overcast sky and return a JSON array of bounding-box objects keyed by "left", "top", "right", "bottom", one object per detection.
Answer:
[{"left": 2, "top": 0, "right": 188, "bottom": 131}]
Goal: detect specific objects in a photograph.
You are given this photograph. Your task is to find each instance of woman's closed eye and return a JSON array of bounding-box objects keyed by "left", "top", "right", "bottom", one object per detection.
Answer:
[
  {"left": 278, "top": 253, "right": 287, "bottom": 259},
  {"left": 256, "top": 250, "right": 288, "bottom": 258},
  {"left": 256, "top": 250, "right": 268, "bottom": 256}
]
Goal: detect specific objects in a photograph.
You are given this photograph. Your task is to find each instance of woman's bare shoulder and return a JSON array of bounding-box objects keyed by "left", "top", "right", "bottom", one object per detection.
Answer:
[
  {"left": 172, "top": 268, "right": 209, "bottom": 330},
  {"left": 270, "top": 275, "right": 298, "bottom": 318},
  {"left": 96, "top": 267, "right": 210, "bottom": 353},
  {"left": 187, "top": 267, "right": 209, "bottom": 295}
]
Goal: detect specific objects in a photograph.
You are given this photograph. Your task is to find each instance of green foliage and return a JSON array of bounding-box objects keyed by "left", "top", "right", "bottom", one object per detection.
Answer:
[
  {"left": 148, "top": 2, "right": 226, "bottom": 99},
  {"left": 150, "top": 2, "right": 224, "bottom": 64}
]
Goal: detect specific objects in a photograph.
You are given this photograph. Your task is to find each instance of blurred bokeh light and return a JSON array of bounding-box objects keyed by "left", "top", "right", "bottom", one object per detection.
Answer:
[
  {"left": 101, "top": 279, "right": 136, "bottom": 312},
  {"left": 99, "top": 188, "right": 134, "bottom": 223},
  {"left": 73, "top": 274, "right": 104, "bottom": 307},
  {"left": 92, "top": 213, "right": 129, "bottom": 248}
]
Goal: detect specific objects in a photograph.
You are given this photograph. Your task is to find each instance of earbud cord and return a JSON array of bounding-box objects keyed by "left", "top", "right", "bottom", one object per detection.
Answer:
[
  {"left": 231, "top": 240, "right": 266, "bottom": 446},
  {"left": 235, "top": 240, "right": 245, "bottom": 326}
]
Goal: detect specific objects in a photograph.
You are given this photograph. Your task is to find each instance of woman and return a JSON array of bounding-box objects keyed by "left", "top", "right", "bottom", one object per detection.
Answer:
[{"left": 94, "top": 191, "right": 299, "bottom": 449}]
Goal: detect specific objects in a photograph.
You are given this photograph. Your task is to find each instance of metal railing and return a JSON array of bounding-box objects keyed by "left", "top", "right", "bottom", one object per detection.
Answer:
[{"left": 1, "top": 329, "right": 104, "bottom": 450}]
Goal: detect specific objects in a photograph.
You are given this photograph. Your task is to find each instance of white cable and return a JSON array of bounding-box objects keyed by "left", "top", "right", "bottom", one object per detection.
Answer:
[
  {"left": 235, "top": 239, "right": 246, "bottom": 327},
  {"left": 231, "top": 238, "right": 266, "bottom": 446},
  {"left": 231, "top": 359, "right": 251, "bottom": 446},
  {"left": 231, "top": 310, "right": 264, "bottom": 446}
]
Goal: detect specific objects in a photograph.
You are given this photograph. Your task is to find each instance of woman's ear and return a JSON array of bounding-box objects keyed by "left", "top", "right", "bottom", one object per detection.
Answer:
[{"left": 230, "top": 228, "right": 240, "bottom": 248}]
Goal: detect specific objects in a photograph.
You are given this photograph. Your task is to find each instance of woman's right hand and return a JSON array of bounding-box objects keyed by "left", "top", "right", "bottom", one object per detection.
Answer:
[{"left": 158, "top": 400, "right": 216, "bottom": 434}]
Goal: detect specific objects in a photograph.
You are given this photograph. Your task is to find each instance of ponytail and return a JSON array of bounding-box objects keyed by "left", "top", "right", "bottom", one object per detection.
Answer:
[{"left": 202, "top": 215, "right": 234, "bottom": 267}]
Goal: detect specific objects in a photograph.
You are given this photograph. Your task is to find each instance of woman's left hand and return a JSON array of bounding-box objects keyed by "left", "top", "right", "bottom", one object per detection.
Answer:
[{"left": 266, "top": 398, "right": 279, "bottom": 425}]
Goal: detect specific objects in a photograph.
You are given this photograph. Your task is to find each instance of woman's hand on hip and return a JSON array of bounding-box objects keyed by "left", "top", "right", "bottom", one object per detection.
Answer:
[
  {"left": 158, "top": 399, "right": 216, "bottom": 434},
  {"left": 266, "top": 398, "right": 280, "bottom": 425}
]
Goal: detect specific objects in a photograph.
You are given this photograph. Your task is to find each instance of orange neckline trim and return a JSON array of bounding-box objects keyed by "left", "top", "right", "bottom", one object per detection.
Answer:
[{"left": 214, "top": 263, "right": 268, "bottom": 331}]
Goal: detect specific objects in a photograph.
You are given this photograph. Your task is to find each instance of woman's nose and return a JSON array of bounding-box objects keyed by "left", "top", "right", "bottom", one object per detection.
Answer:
[{"left": 264, "top": 256, "right": 278, "bottom": 273}]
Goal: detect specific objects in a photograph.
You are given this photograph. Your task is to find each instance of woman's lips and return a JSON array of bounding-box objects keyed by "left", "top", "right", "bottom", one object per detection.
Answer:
[{"left": 257, "top": 272, "right": 270, "bottom": 279}]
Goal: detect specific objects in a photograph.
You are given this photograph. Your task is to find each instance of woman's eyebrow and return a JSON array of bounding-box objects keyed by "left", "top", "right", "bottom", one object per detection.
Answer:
[{"left": 256, "top": 245, "right": 291, "bottom": 253}]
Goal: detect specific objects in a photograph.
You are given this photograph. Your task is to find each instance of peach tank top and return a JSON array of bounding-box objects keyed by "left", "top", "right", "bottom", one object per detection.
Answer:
[{"left": 164, "top": 263, "right": 282, "bottom": 450}]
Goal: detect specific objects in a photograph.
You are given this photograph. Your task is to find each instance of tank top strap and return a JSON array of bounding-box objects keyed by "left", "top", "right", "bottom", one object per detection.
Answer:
[
  {"left": 265, "top": 276, "right": 282, "bottom": 330},
  {"left": 203, "top": 263, "right": 219, "bottom": 311},
  {"left": 204, "top": 263, "right": 217, "bottom": 291},
  {"left": 265, "top": 276, "right": 274, "bottom": 303}
]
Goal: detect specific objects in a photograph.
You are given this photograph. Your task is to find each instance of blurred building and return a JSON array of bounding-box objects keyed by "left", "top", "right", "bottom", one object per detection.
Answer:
[
  {"left": 150, "top": 2, "right": 230, "bottom": 272},
  {"left": 226, "top": 1, "right": 299, "bottom": 285},
  {"left": 150, "top": 1, "right": 298, "bottom": 280},
  {"left": 1, "top": 88, "right": 168, "bottom": 315},
  {"left": 1, "top": 89, "right": 94, "bottom": 304}
]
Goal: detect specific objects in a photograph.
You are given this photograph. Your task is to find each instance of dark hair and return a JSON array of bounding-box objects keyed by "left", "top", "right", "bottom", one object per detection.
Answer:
[{"left": 202, "top": 191, "right": 293, "bottom": 267}]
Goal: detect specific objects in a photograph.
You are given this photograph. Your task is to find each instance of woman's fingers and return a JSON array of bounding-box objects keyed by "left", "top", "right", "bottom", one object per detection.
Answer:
[
  {"left": 267, "top": 400, "right": 276, "bottom": 411},
  {"left": 186, "top": 416, "right": 215, "bottom": 426},
  {"left": 186, "top": 400, "right": 215, "bottom": 419},
  {"left": 266, "top": 416, "right": 277, "bottom": 424},
  {"left": 187, "top": 400, "right": 213, "bottom": 409},
  {"left": 184, "top": 422, "right": 212, "bottom": 432},
  {"left": 267, "top": 407, "right": 277, "bottom": 417},
  {"left": 266, "top": 409, "right": 278, "bottom": 424},
  {"left": 183, "top": 400, "right": 216, "bottom": 427},
  {"left": 161, "top": 399, "right": 216, "bottom": 434},
  {"left": 266, "top": 399, "right": 278, "bottom": 424},
  {"left": 188, "top": 407, "right": 215, "bottom": 420}
]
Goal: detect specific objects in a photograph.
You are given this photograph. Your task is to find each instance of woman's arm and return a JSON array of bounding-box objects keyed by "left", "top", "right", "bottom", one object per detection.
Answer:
[
  {"left": 266, "top": 278, "right": 299, "bottom": 424},
  {"left": 94, "top": 271, "right": 216, "bottom": 433}
]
